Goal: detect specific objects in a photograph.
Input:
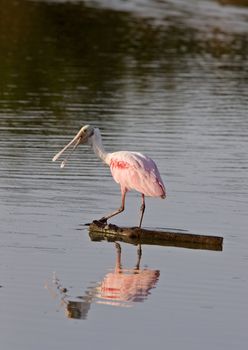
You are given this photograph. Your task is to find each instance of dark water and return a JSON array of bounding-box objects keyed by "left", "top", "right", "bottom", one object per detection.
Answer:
[{"left": 1, "top": 0, "right": 248, "bottom": 349}]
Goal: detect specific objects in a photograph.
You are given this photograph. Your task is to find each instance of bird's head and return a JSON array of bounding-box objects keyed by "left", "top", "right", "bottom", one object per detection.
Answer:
[{"left": 52, "top": 125, "right": 95, "bottom": 168}]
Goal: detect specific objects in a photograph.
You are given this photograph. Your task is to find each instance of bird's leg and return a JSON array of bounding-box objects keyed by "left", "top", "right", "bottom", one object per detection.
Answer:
[
  {"left": 99, "top": 189, "right": 126, "bottom": 223},
  {"left": 135, "top": 194, "right": 145, "bottom": 269},
  {"left": 138, "top": 194, "right": 146, "bottom": 228}
]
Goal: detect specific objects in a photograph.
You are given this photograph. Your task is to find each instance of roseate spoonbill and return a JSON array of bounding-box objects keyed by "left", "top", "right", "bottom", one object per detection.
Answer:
[{"left": 52, "top": 125, "right": 166, "bottom": 227}]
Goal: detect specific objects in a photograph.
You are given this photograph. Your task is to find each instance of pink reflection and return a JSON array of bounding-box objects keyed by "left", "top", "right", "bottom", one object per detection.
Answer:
[
  {"left": 96, "top": 243, "right": 159, "bottom": 307},
  {"left": 46, "top": 243, "right": 160, "bottom": 319}
]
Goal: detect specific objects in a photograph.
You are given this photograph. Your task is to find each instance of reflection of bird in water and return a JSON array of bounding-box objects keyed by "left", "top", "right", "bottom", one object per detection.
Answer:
[
  {"left": 96, "top": 243, "right": 160, "bottom": 307},
  {"left": 46, "top": 244, "right": 160, "bottom": 319},
  {"left": 52, "top": 125, "right": 166, "bottom": 228}
]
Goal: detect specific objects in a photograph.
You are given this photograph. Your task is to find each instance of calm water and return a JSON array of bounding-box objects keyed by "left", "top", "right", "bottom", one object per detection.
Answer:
[{"left": 1, "top": 0, "right": 248, "bottom": 349}]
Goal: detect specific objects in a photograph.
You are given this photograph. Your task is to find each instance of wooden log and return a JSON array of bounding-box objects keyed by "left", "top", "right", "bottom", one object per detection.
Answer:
[{"left": 88, "top": 220, "right": 223, "bottom": 251}]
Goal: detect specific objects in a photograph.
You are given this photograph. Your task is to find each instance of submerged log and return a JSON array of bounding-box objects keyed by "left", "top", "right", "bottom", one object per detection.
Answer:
[{"left": 89, "top": 220, "right": 223, "bottom": 251}]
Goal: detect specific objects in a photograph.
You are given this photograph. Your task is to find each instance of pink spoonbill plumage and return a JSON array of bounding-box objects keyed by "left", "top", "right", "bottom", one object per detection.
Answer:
[{"left": 52, "top": 125, "right": 166, "bottom": 227}]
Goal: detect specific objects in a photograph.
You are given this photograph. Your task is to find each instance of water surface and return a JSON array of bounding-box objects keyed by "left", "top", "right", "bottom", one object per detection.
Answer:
[{"left": 0, "top": 1, "right": 248, "bottom": 349}]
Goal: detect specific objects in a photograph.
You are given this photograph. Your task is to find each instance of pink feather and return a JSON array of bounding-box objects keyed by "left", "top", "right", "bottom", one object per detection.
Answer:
[{"left": 109, "top": 151, "right": 166, "bottom": 198}]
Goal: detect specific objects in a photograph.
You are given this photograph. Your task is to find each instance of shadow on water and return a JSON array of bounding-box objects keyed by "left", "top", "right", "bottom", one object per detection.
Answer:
[{"left": 46, "top": 242, "right": 160, "bottom": 319}]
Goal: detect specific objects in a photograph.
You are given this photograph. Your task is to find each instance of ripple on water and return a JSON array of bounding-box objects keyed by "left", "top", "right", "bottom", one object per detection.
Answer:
[{"left": 0, "top": 1, "right": 248, "bottom": 349}]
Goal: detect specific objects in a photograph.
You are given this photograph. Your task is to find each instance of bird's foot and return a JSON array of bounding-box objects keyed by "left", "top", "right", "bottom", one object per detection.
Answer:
[
  {"left": 92, "top": 217, "right": 108, "bottom": 228},
  {"left": 99, "top": 217, "right": 108, "bottom": 224},
  {"left": 93, "top": 217, "right": 108, "bottom": 226}
]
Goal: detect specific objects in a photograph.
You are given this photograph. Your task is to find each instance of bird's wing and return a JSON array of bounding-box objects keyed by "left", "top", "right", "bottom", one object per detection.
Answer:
[{"left": 109, "top": 152, "right": 166, "bottom": 197}]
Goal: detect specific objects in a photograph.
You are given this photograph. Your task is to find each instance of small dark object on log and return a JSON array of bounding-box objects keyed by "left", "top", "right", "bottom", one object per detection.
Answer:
[{"left": 89, "top": 220, "right": 223, "bottom": 251}]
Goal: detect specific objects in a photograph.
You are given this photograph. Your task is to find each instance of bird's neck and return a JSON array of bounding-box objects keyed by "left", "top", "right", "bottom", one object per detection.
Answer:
[{"left": 91, "top": 128, "right": 109, "bottom": 164}]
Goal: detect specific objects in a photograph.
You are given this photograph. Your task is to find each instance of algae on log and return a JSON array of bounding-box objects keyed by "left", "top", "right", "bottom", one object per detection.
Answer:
[{"left": 88, "top": 221, "right": 223, "bottom": 251}]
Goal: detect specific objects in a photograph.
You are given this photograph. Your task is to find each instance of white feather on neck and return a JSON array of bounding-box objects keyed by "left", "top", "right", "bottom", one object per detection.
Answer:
[{"left": 90, "top": 128, "right": 110, "bottom": 164}]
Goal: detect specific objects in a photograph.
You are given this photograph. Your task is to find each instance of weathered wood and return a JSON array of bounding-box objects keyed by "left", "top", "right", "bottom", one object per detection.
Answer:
[{"left": 88, "top": 220, "right": 223, "bottom": 251}]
